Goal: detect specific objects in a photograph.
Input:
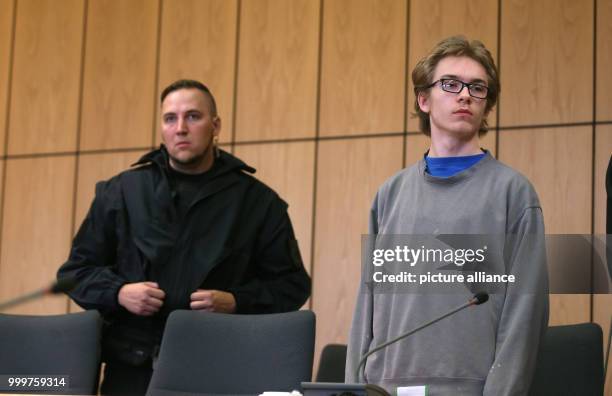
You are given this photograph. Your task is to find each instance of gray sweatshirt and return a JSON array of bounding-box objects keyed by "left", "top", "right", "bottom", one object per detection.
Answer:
[{"left": 346, "top": 153, "right": 549, "bottom": 395}]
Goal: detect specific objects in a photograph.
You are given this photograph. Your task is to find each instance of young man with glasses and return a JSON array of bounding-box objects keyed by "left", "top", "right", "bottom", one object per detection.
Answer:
[{"left": 346, "top": 36, "right": 549, "bottom": 395}]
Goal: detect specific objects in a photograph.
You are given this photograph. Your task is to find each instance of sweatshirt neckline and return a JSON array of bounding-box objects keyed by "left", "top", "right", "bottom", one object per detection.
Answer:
[{"left": 419, "top": 150, "right": 494, "bottom": 184}]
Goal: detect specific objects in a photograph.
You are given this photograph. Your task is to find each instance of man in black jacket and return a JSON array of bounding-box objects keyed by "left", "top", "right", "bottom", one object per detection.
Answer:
[{"left": 57, "top": 79, "right": 311, "bottom": 395}]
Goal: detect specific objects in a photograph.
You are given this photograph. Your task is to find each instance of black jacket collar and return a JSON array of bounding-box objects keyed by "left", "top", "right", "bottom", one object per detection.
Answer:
[{"left": 132, "top": 145, "right": 256, "bottom": 177}]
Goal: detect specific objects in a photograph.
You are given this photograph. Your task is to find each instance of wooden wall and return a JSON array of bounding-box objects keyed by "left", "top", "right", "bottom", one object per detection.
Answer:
[{"left": 0, "top": 0, "right": 610, "bottom": 389}]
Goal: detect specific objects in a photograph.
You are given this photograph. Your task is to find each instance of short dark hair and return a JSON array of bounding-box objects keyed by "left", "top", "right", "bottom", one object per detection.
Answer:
[
  {"left": 412, "top": 36, "right": 499, "bottom": 136},
  {"left": 160, "top": 79, "right": 218, "bottom": 116}
]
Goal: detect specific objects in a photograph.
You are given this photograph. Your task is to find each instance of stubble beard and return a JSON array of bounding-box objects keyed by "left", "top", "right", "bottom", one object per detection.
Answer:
[
  {"left": 170, "top": 151, "right": 205, "bottom": 166},
  {"left": 168, "top": 145, "right": 214, "bottom": 173},
  {"left": 431, "top": 116, "right": 479, "bottom": 141}
]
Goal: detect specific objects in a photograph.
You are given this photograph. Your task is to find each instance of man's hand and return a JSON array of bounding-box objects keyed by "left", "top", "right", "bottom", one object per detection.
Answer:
[
  {"left": 190, "top": 289, "right": 236, "bottom": 313},
  {"left": 118, "top": 282, "right": 165, "bottom": 316}
]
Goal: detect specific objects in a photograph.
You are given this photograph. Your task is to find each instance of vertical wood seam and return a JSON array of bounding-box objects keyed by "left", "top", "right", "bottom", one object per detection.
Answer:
[
  {"left": 309, "top": 0, "right": 325, "bottom": 311},
  {"left": 0, "top": 0, "right": 19, "bottom": 305}
]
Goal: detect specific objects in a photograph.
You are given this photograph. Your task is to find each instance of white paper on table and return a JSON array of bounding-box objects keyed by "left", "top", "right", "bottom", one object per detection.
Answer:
[{"left": 396, "top": 385, "right": 428, "bottom": 396}]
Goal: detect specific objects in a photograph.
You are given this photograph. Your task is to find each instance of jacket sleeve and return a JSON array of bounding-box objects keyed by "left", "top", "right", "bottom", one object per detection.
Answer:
[
  {"left": 228, "top": 196, "right": 311, "bottom": 314},
  {"left": 483, "top": 207, "right": 549, "bottom": 395},
  {"left": 345, "top": 193, "right": 379, "bottom": 383},
  {"left": 57, "top": 181, "right": 127, "bottom": 313}
]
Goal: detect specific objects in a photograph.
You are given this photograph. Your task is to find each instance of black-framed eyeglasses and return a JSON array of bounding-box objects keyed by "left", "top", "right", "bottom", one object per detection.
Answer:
[{"left": 426, "top": 78, "right": 489, "bottom": 99}]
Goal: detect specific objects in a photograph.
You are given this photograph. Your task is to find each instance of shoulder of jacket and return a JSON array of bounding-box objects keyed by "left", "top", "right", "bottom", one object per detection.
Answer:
[
  {"left": 93, "top": 164, "right": 155, "bottom": 201},
  {"left": 236, "top": 170, "right": 288, "bottom": 208},
  {"left": 233, "top": 169, "right": 271, "bottom": 191}
]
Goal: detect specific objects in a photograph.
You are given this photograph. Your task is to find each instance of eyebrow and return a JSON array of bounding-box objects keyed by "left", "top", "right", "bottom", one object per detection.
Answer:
[
  {"left": 439, "top": 74, "right": 487, "bottom": 85},
  {"left": 162, "top": 109, "right": 203, "bottom": 116}
]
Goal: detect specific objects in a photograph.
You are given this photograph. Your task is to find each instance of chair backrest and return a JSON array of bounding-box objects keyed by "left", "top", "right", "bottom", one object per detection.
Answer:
[
  {"left": 529, "top": 322, "right": 604, "bottom": 396},
  {"left": 316, "top": 344, "right": 347, "bottom": 383},
  {"left": 0, "top": 310, "right": 102, "bottom": 395},
  {"left": 147, "top": 310, "right": 316, "bottom": 396}
]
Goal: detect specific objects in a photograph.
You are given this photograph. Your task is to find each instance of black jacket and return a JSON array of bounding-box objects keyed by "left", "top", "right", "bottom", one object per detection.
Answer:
[{"left": 58, "top": 147, "right": 310, "bottom": 364}]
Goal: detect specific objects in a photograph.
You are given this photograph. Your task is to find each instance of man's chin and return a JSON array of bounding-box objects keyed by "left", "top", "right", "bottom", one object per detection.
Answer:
[
  {"left": 171, "top": 155, "right": 197, "bottom": 165},
  {"left": 450, "top": 124, "right": 480, "bottom": 139},
  {"left": 431, "top": 120, "right": 480, "bottom": 139},
  {"left": 169, "top": 153, "right": 205, "bottom": 167},
  {"left": 168, "top": 151, "right": 216, "bottom": 173}
]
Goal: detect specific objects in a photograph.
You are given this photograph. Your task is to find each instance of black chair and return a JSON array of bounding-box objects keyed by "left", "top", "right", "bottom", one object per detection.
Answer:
[
  {"left": 0, "top": 310, "right": 102, "bottom": 395},
  {"left": 147, "top": 310, "right": 316, "bottom": 396},
  {"left": 316, "top": 344, "right": 347, "bottom": 382},
  {"left": 529, "top": 322, "right": 604, "bottom": 396}
]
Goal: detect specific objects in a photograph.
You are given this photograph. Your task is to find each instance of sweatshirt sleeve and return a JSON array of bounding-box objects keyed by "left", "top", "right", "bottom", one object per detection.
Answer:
[
  {"left": 345, "top": 193, "right": 379, "bottom": 383},
  {"left": 483, "top": 206, "right": 549, "bottom": 395},
  {"left": 57, "top": 181, "right": 127, "bottom": 313}
]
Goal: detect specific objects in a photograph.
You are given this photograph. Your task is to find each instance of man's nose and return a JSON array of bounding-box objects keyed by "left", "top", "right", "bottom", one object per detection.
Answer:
[
  {"left": 177, "top": 117, "right": 187, "bottom": 133},
  {"left": 457, "top": 86, "right": 472, "bottom": 101}
]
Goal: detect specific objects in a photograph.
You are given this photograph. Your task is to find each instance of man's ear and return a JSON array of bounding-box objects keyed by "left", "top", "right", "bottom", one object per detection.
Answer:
[
  {"left": 212, "top": 116, "right": 221, "bottom": 137},
  {"left": 417, "top": 92, "right": 430, "bottom": 113}
]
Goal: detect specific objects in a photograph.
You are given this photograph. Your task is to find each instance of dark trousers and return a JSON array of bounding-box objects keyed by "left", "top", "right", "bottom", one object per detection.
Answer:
[{"left": 100, "top": 361, "right": 153, "bottom": 396}]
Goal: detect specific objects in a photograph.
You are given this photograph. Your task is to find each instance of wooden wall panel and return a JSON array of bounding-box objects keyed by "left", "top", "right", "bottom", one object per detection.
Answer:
[
  {"left": 235, "top": 0, "right": 319, "bottom": 142},
  {"left": 8, "top": 0, "right": 83, "bottom": 155},
  {"left": 0, "top": 156, "right": 75, "bottom": 314},
  {"left": 407, "top": 0, "right": 498, "bottom": 132},
  {"left": 499, "top": 128, "right": 592, "bottom": 234},
  {"left": 479, "top": 132, "right": 496, "bottom": 157},
  {"left": 405, "top": 134, "right": 430, "bottom": 166},
  {"left": 500, "top": 0, "right": 593, "bottom": 127},
  {"left": 319, "top": 0, "right": 406, "bottom": 136},
  {"left": 234, "top": 142, "right": 314, "bottom": 273},
  {"left": 313, "top": 136, "right": 403, "bottom": 366},
  {"left": 0, "top": 0, "right": 14, "bottom": 155},
  {"left": 545, "top": 294, "right": 591, "bottom": 326},
  {"left": 80, "top": 0, "right": 158, "bottom": 151},
  {"left": 157, "top": 0, "right": 237, "bottom": 145},
  {"left": 499, "top": 127, "right": 592, "bottom": 325},
  {"left": 0, "top": 160, "right": 3, "bottom": 258},
  {"left": 598, "top": 0, "right": 612, "bottom": 121}
]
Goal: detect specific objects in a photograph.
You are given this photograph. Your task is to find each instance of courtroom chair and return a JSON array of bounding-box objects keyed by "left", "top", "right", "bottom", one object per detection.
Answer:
[
  {"left": 147, "top": 310, "right": 315, "bottom": 396},
  {"left": 529, "top": 322, "right": 604, "bottom": 396},
  {"left": 0, "top": 310, "right": 102, "bottom": 395},
  {"left": 316, "top": 344, "right": 347, "bottom": 383}
]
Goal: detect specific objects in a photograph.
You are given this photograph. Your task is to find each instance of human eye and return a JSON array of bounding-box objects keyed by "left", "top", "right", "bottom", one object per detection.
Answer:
[
  {"left": 186, "top": 112, "right": 202, "bottom": 121},
  {"left": 163, "top": 114, "right": 176, "bottom": 124},
  {"left": 442, "top": 79, "right": 461, "bottom": 91},
  {"left": 470, "top": 84, "right": 488, "bottom": 96}
]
